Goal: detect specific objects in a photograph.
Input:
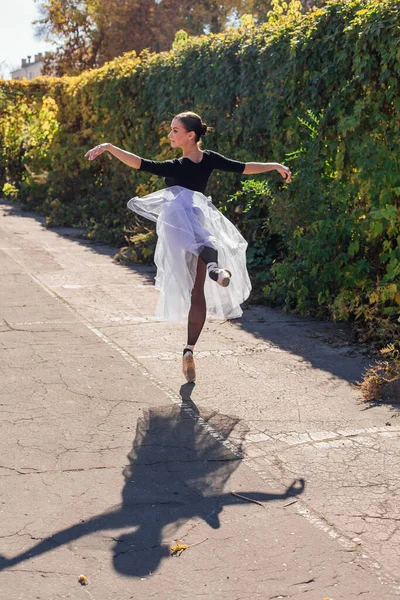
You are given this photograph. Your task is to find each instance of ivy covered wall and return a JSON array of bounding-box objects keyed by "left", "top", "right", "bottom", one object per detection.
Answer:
[{"left": 1, "top": 0, "right": 399, "bottom": 345}]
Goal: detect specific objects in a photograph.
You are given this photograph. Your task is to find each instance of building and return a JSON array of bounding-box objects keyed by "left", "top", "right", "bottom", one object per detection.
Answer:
[{"left": 11, "top": 53, "right": 46, "bottom": 80}]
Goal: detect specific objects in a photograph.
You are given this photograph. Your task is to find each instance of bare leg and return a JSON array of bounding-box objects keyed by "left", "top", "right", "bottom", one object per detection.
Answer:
[
  {"left": 182, "top": 259, "right": 207, "bottom": 382},
  {"left": 187, "top": 258, "right": 207, "bottom": 347}
]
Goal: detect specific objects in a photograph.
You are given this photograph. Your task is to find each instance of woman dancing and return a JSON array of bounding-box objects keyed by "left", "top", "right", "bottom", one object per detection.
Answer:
[{"left": 85, "top": 111, "right": 291, "bottom": 382}]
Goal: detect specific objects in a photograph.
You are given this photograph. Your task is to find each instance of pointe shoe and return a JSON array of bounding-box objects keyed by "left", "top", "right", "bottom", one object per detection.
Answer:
[
  {"left": 209, "top": 268, "right": 232, "bottom": 288},
  {"left": 217, "top": 269, "right": 232, "bottom": 287},
  {"left": 182, "top": 349, "right": 196, "bottom": 382}
]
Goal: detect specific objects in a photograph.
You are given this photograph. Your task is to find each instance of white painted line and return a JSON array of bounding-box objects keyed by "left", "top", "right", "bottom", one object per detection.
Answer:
[
  {"left": 266, "top": 426, "right": 400, "bottom": 447},
  {"left": 7, "top": 317, "right": 161, "bottom": 326},
  {"left": 9, "top": 321, "right": 79, "bottom": 326},
  {"left": 296, "top": 504, "right": 355, "bottom": 549}
]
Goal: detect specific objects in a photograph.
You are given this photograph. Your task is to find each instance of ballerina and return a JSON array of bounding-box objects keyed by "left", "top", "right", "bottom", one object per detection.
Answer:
[{"left": 85, "top": 111, "right": 291, "bottom": 382}]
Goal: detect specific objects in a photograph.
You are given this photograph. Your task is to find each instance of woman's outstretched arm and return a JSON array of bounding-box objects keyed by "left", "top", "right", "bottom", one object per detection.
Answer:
[
  {"left": 244, "top": 162, "right": 292, "bottom": 183},
  {"left": 85, "top": 143, "right": 141, "bottom": 169}
]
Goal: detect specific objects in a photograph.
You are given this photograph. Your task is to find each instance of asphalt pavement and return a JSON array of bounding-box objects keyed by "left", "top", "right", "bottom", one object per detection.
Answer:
[{"left": 0, "top": 199, "right": 399, "bottom": 600}]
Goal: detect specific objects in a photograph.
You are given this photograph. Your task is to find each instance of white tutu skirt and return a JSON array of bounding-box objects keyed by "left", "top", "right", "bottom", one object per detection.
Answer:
[{"left": 127, "top": 186, "right": 251, "bottom": 321}]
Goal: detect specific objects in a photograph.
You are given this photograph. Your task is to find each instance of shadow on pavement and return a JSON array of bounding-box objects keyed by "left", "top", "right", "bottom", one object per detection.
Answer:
[
  {"left": 238, "top": 307, "right": 400, "bottom": 413},
  {"left": 179, "top": 382, "right": 198, "bottom": 409},
  {"left": 0, "top": 403, "right": 304, "bottom": 577},
  {"left": 236, "top": 305, "right": 373, "bottom": 387}
]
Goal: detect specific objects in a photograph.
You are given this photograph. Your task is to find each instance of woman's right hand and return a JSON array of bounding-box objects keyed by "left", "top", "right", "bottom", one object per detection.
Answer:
[{"left": 85, "top": 143, "right": 111, "bottom": 161}]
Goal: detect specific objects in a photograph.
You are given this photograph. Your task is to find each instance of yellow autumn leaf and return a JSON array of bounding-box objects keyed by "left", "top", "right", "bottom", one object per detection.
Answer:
[
  {"left": 386, "top": 283, "right": 397, "bottom": 294},
  {"left": 170, "top": 540, "right": 188, "bottom": 556},
  {"left": 369, "top": 291, "right": 379, "bottom": 304},
  {"left": 171, "top": 540, "right": 188, "bottom": 556},
  {"left": 170, "top": 537, "right": 208, "bottom": 557}
]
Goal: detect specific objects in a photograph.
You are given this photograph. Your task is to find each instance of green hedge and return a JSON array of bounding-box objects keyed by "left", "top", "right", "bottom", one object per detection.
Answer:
[{"left": 1, "top": 0, "right": 399, "bottom": 346}]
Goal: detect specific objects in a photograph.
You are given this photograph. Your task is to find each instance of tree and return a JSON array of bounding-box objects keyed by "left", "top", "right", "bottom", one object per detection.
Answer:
[
  {"left": 35, "top": 0, "right": 236, "bottom": 74},
  {"left": 34, "top": 0, "right": 102, "bottom": 75},
  {"left": 34, "top": 0, "right": 326, "bottom": 76}
]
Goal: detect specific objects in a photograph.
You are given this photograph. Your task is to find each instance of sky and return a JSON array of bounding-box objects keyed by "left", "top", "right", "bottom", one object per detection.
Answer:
[{"left": 0, "top": 0, "right": 53, "bottom": 79}]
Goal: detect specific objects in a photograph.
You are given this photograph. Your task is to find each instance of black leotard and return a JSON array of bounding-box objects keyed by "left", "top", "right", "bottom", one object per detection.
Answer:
[{"left": 139, "top": 150, "right": 245, "bottom": 194}]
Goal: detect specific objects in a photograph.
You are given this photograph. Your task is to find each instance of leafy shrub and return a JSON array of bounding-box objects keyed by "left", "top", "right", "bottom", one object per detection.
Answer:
[
  {"left": 0, "top": 0, "right": 399, "bottom": 347},
  {"left": 355, "top": 345, "right": 400, "bottom": 403},
  {"left": 222, "top": 179, "right": 281, "bottom": 292},
  {"left": 2, "top": 182, "right": 18, "bottom": 199}
]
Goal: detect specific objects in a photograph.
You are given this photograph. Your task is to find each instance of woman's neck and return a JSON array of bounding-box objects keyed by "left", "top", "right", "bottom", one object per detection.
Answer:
[{"left": 180, "top": 143, "right": 203, "bottom": 161}]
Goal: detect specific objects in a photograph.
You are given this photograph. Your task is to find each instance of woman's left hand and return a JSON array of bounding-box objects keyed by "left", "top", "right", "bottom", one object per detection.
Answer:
[
  {"left": 276, "top": 164, "right": 292, "bottom": 183},
  {"left": 85, "top": 143, "right": 110, "bottom": 161}
]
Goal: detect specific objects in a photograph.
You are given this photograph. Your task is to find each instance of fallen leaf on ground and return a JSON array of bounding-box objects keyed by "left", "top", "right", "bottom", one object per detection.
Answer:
[
  {"left": 170, "top": 537, "right": 208, "bottom": 556},
  {"left": 170, "top": 540, "right": 188, "bottom": 556}
]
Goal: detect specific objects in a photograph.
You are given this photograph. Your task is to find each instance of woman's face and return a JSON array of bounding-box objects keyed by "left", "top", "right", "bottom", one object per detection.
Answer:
[{"left": 168, "top": 118, "right": 195, "bottom": 148}]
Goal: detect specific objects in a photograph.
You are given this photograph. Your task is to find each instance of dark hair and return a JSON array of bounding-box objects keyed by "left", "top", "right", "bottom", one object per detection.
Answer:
[{"left": 174, "top": 111, "right": 208, "bottom": 142}]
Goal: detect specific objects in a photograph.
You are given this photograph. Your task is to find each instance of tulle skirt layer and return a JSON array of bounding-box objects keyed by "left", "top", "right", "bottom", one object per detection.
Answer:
[{"left": 127, "top": 186, "right": 251, "bottom": 321}]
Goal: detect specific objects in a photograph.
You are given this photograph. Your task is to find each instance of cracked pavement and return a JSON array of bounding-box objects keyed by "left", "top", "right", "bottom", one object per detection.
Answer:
[{"left": 0, "top": 200, "right": 399, "bottom": 600}]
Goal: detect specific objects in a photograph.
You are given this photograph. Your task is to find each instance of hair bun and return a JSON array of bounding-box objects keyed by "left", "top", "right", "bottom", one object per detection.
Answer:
[{"left": 201, "top": 123, "right": 208, "bottom": 136}]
